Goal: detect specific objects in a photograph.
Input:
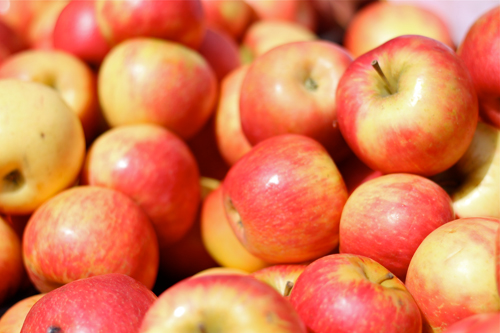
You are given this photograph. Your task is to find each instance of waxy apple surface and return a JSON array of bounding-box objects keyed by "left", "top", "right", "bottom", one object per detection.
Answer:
[{"left": 337, "top": 35, "right": 478, "bottom": 176}]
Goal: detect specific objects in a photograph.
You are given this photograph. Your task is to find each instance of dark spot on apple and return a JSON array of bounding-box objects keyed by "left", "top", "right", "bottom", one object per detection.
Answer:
[
  {"left": 47, "top": 326, "right": 62, "bottom": 333},
  {"left": 40, "top": 132, "right": 45, "bottom": 139}
]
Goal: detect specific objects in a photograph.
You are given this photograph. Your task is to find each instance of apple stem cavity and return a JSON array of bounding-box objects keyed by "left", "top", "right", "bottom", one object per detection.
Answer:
[
  {"left": 47, "top": 326, "right": 62, "bottom": 333},
  {"left": 371, "top": 60, "right": 394, "bottom": 94},
  {"left": 374, "top": 272, "right": 394, "bottom": 285},
  {"left": 304, "top": 77, "right": 318, "bottom": 91},
  {"left": 2, "top": 169, "right": 25, "bottom": 193},
  {"left": 284, "top": 281, "right": 294, "bottom": 297}
]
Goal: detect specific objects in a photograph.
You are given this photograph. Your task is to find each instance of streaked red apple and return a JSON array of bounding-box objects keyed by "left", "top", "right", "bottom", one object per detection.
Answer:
[{"left": 441, "top": 312, "right": 500, "bottom": 333}]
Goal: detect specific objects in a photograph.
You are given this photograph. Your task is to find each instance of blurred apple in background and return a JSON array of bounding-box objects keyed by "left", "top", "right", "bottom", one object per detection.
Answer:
[
  {"left": 139, "top": 274, "right": 308, "bottom": 333},
  {"left": 20, "top": 274, "right": 157, "bottom": 333},
  {"left": 240, "top": 40, "right": 353, "bottom": 162},
  {"left": 0, "top": 293, "right": 44, "bottom": 333},
  {"left": 457, "top": 5, "right": 500, "bottom": 129},
  {"left": 22, "top": 186, "right": 159, "bottom": 292},
  {"left": 98, "top": 37, "right": 218, "bottom": 140},
  {"left": 344, "top": 1, "right": 454, "bottom": 58},
  {"left": 337, "top": 35, "right": 478, "bottom": 176},
  {"left": 52, "top": 0, "right": 111, "bottom": 66},
  {"left": 222, "top": 134, "right": 348, "bottom": 264},
  {"left": 26, "top": 0, "right": 68, "bottom": 50},
  {"left": 251, "top": 264, "right": 307, "bottom": 297},
  {"left": 95, "top": 0, "right": 205, "bottom": 50},
  {"left": 289, "top": 253, "right": 422, "bottom": 333},
  {"left": 441, "top": 312, "right": 500, "bottom": 333},
  {"left": 240, "top": 20, "right": 317, "bottom": 63},
  {"left": 200, "top": 0, "right": 253, "bottom": 42},
  {"left": 214, "top": 65, "right": 252, "bottom": 166},
  {"left": 406, "top": 217, "right": 500, "bottom": 333},
  {"left": 0, "top": 80, "right": 85, "bottom": 215},
  {"left": 0, "top": 49, "right": 102, "bottom": 143},
  {"left": 0, "top": 20, "right": 26, "bottom": 63},
  {"left": 0, "top": 1, "right": 50, "bottom": 41},
  {"left": 0, "top": 216, "right": 24, "bottom": 306}
]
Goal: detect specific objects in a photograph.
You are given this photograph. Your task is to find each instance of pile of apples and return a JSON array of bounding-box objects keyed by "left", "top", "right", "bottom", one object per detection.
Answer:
[{"left": 0, "top": 0, "right": 498, "bottom": 332}]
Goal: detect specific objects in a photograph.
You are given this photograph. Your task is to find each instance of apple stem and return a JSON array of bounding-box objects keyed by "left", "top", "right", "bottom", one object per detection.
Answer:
[
  {"left": 374, "top": 272, "right": 394, "bottom": 285},
  {"left": 284, "top": 281, "right": 294, "bottom": 297},
  {"left": 371, "top": 60, "right": 394, "bottom": 94}
]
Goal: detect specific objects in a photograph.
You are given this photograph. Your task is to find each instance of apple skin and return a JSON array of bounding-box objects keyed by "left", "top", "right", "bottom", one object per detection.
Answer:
[
  {"left": 344, "top": 1, "right": 455, "bottom": 58},
  {"left": 95, "top": 0, "right": 205, "bottom": 50},
  {"left": 26, "top": 0, "right": 69, "bottom": 50},
  {"left": 405, "top": 217, "right": 500, "bottom": 333},
  {"left": 200, "top": 0, "right": 253, "bottom": 41},
  {"left": 441, "top": 312, "right": 500, "bottom": 333},
  {"left": 139, "top": 274, "right": 308, "bottom": 333},
  {"left": 0, "top": 1, "right": 50, "bottom": 41},
  {"left": 240, "top": 40, "right": 353, "bottom": 162},
  {"left": 289, "top": 253, "right": 422, "bottom": 333},
  {"left": 0, "top": 19, "right": 27, "bottom": 63},
  {"left": 20, "top": 274, "right": 157, "bottom": 333},
  {"left": 336, "top": 35, "right": 478, "bottom": 177},
  {"left": 0, "top": 293, "right": 45, "bottom": 333},
  {"left": 457, "top": 6, "right": 500, "bottom": 129},
  {"left": 22, "top": 185, "right": 159, "bottom": 293},
  {"left": 251, "top": 264, "right": 307, "bottom": 297},
  {"left": 497, "top": 224, "right": 500, "bottom": 296},
  {"left": 222, "top": 134, "right": 348, "bottom": 264},
  {"left": 0, "top": 80, "right": 86, "bottom": 215},
  {"left": 98, "top": 37, "right": 218, "bottom": 140},
  {"left": 0, "top": 216, "right": 24, "bottom": 306},
  {"left": 0, "top": 49, "right": 102, "bottom": 143},
  {"left": 339, "top": 173, "right": 455, "bottom": 281},
  {"left": 52, "top": 0, "right": 111, "bottom": 66}
]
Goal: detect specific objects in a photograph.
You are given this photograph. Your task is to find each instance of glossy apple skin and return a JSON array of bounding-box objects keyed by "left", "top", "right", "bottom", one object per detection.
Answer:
[
  {"left": 82, "top": 124, "right": 201, "bottom": 247},
  {"left": 52, "top": 0, "right": 111, "bottom": 66},
  {"left": 289, "top": 253, "right": 422, "bottom": 333},
  {"left": 344, "top": 2, "right": 454, "bottom": 58},
  {"left": 0, "top": 49, "right": 101, "bottom": 143},
  {"left": 406, "top": 217, "right": 500, "bottom": 333},
  {"left": 98, "top": 38, "right": 218, "bottom": 140},
  {"left": 222, "top": 134, "right": 348, "bottom": 264},
  {"left": 22, "top": 186, "right": 159, "bottom": 292},
  {"left": 95, "top": 0, "right": 205, "bottom": 50},
  {"left": 139, "top": 274, "right": 308, "bottom": 333},
  {"left": 240, "top": 40, "right": 353, "bottom": 162},
  {"left": 441, "top": 312, "right": 500, "bottom": 333},
  {"left": 339, "top": 173, "right": 455, "bottom": 281},
  {"left": 251, "top": 264, "right": 307, "bottom": 297},
  {"left": 21, "top": 274, "right": 157, "bottom": 333},
  {"left": 337, "top": 35, "right": 478, "bottom": 177},
  {"left": 0, "top": 293, "right": 44, "bottom": 333},
  {"left": 457, "top": 6, "right": 500, "bottom": 128},
  {"left": 214, "top": 65, "right": 252, "bottom": 166},
  {"left": 200, "top": 0, "right": 253, "bottom": 41},
  {"left": 0, "top": 216, "right": 24, "bottom": 305}
]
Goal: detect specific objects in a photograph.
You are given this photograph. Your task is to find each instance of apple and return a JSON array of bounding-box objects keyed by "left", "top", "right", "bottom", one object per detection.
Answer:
[
  {"left": 336, "top": 35, "right": 478, "bottom": 177},
  {"left": 289, "top": 253, "right": 422, "bottom": 333},
  {"left": 0, "top": 1, "right": 50, "bottom": 41},
  {"left": 95, "top": 0, "right": 205, "bottom": 50},
  {"left": 0, "top": 49, "right": 102, "bottom": 143},
  {"left": 240, "top": 40, "right": 353, "bottom": 162},
  {"left": 191, "top": 267, "right": 249, "bottom": 278},
  {"left": 457, "top": 6, "right": 500, "bottom": 129},
  {"left": 240, "top": 20, "right": 317, "bottom": 63},
  {"left": 405, "top": 217, "right": 500, "bottom": 333},
  {"left": 52, "top": 0, "right": 111, "bottom": 66},
  {"left": 0, "top": 19, "right": 26, "bottom": 63},
  {"left": 337, "top": 153, "right": 383, "bottom": 194},
  {"left": 201, "top": 185, "right": 269, "bottom": 273},
  {"left": 0, "top": 216, "right": 24, "bottom": 306},
  {"left": 22, "top": 185, "right": 159, "bottom": 292},
  {"left": 251, "top": 264, "right": 307, "bottom": 297},
  {"left": 200, "top": 0, "right": 254, "bottom": 41},
  {"left": 0, "top": 79, "right": 85, "bottom": 215},
  {"left": 98, "top": 37, "right": 218, "bottom": 140},
  {"left": 222, "top": 134, "right": 348, "bottom": 264},
  {"left": 344, "top": 1, "right": 455, "bottom": 58},
  {"left": 82, "top": 123, "right": 201, "bottom": 248},
  {"left": 20, "top": 274, "right": 157, "bottom": 333},
  {"left": 0, "top": 293, "right": 45, "bottom": 333},
  {"left": 441, "top": 312, "right": 500, "bottom": 333},
  {"left": 139, "top": 274, "right": 308, "bottom": 333},
  {"left": 26, "top": 0, "right": 68, "bottom": 50},
  {"left": 339, "top": 173, "right": 455, "bottom": 281}
]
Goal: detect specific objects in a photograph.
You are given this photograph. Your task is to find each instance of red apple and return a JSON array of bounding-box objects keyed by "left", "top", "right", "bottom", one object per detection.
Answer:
[
  {"left": 95, "top": 0, "right": 205, "bottom": 50},
  {"left": 222, "top": 134, "right": 348, "bottom": 264},
  {"left": 20, "top": 274, "right": 157, "bottom": 333},
  {"left": 339, "top": 173, "right": 455, "bottom": 281},
  {"left": 52, "top": 0, "right": 111, "bottom": 66},
  {"left": 336, "top": 35, "right": 478, "bottom": 176},
  {"left": 98, "top": 37, "right": 218, "bottom": 140},
  {"left": 0, "top": 293, "right": 45, "bottom": 333},
  {"left": 22, "top": 185, "right": 159, "bottom": 292},
  {"left": 26, "top": 0, "right": 69, "bottom": 50},
  {"left": 0, "top": 216, "right": 24, "bottom": 305},
  {"left": 251, "top": 264, "right": 307, "bottom": 297},
  {"left": 457, "top": 6, "right": 500, "bottom": 129},
  {"left": 240, "top": 40, "right": 353, "bottom": 162},
  {"left": 139, "top": 274, "right": 308, "bottom": 332},
  {"left": 441, "top": 312, "right": 500, "bottom": 333},
  {"left": 200, "top": 0, "right": 253, "bottom": 41},
  {"left": 289, "top": 253, "right": 422, "bottom": 333},
  {"left": 406, "top": 217, "right": 500, "bottom": 332}
]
